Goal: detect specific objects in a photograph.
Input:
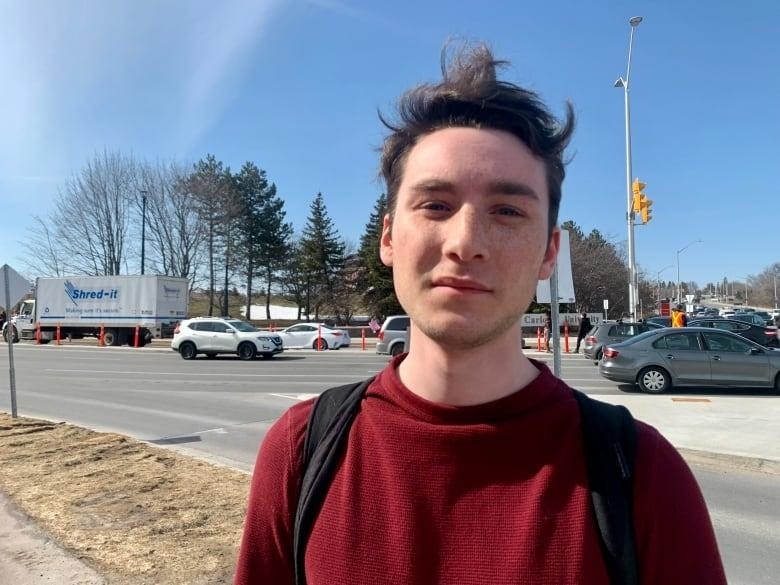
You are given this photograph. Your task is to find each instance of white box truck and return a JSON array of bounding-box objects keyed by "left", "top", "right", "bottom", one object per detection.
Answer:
[{"left": 2, "top": 275, "right": 188, "bottom": 346}]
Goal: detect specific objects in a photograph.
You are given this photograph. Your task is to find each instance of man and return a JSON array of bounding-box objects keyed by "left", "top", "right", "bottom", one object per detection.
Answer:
[
  {"left": 543, "top": 309, "right": 553, "bottom": 352},
  {"left": 575, "top": 311, "right": 592, "bottom": 353},
  {"left": 671, "top": 304, "right": 688, "bottom": 327},
  {"left": 234, "top": 44, "right": 725, "bottom": 584}
]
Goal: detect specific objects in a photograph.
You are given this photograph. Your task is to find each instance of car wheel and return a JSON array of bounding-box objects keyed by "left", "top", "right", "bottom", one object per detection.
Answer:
[
  {"left": 638, "top": 366, "right": 671, "bottom": 394},
  {"left": 390, "top": 343, "right": 405, "bottom": 357},
  {"left": 312, "top": 338, "right": 328, "bottom": 351},
  {"left": 179, "top": 342, "right": 197, "bottom": 360},
  {"left": 238, "top": 342, "right": 256, "bottom": 360},
  {"left": 774, "top": 373, "right": 780, "bottom": 395},
  {"left": 205, "top": 352, "right": 217, "bottom": 359}
]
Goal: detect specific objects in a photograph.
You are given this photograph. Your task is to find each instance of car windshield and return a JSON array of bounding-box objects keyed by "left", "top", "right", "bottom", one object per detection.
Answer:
[{"left": 227, "top": 320, "right": 258, "bottom": 333}]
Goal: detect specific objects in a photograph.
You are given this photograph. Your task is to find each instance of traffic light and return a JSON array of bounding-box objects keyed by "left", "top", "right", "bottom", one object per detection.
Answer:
[
  {"left": 631, "top": 179, "right": 646, "bottom": 213},
  {"left": 640, "top": 196, "right": 653, "bottom": 223},
  {"left": 632, "top": 178, "right": 653, "bottom": 224}
]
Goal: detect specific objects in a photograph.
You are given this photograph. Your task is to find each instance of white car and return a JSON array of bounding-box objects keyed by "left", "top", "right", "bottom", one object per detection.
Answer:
[
  {"left": 276, "top": 322, "right": 350, "bottom": 350},
  {"left": 171, "top": 317, "right": 284, "bottom": 360}
]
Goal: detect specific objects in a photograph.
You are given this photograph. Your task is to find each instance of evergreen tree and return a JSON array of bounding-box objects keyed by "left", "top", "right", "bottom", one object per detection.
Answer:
[
  {"left": 234, "top": 162, "right": 292, "bottom": 320},
  {"left": 299, "top": 192, "right": 345, "bottom": 320},
  {"left": 357, "top": 193, "right": 401, "bottom": 318}
]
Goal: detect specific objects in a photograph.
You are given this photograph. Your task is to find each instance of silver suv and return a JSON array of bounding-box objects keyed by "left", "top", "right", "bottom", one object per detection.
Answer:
[
  {"left": 376, "top": 315, "right": 410, "bottom": 356},
  {"left": 171, "top": 317, "right": 283, "bottom": 360}
]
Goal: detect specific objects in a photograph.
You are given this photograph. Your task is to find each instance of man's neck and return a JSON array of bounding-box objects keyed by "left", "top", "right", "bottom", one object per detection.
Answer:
[{"left": 396, "top": 328, "right": 540, "bottom": 406}]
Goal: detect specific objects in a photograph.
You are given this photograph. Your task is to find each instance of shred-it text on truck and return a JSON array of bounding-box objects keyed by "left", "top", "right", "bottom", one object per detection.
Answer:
[{"left": 1, "top": 275, "right": 188, "bottom": 346}]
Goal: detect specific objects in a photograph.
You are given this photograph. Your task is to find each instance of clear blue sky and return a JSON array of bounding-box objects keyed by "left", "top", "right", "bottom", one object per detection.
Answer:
[{"left": 2, "top": 0, "right": 778, "bottom": 290}]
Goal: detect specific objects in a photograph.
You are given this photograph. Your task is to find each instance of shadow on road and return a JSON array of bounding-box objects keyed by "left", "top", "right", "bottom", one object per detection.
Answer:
[{"left": 616, "top": 383, "right": 777, "bottom": 398}]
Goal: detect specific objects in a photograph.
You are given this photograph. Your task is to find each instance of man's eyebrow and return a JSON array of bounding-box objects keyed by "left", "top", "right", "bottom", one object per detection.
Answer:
[
  {"left": 408, "top": 179, "right": 540, "bottom": 199},
  {"left": 487, "top": 180, "right": 540, "bottom": 199}
]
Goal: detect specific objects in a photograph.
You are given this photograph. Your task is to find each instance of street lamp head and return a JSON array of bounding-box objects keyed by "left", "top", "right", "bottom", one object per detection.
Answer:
[
  {"left": 629, "top": 16, "right": 643, "bottom": 27},
  {"left": 614, "top": 77, "right": 626, "bottom": 88}
]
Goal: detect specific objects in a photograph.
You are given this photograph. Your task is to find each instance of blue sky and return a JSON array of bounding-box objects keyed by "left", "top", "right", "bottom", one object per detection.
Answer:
[{"left": 2, "top": 0, "right": 778, "bottom": 290}]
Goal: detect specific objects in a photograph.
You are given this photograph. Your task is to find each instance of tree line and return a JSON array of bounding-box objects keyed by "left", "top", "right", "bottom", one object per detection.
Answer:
[{"left": 22, "top": 150, "right": 779, "bottom": 322}]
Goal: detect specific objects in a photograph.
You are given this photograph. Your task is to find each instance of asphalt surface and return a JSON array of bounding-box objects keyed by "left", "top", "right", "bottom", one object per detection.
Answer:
[{"left": 1, "top": 337, "right": 778, "bottom": 583}]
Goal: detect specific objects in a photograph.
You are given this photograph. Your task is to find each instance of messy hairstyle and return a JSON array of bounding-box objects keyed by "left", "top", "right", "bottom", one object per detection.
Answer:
[{"left": 379, "top": 42, "right": 575, "bottom": 238}]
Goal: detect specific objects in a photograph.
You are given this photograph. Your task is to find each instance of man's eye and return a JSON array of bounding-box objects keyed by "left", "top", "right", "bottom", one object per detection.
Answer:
[
  {"left": 420, "top": 201, "right": 449, "bottom": 211},
  {"left": 494, "top": 207, "right": 523, "bottom": 217}
]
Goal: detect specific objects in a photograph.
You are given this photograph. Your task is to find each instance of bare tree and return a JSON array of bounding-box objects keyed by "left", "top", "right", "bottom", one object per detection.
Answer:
[
  {"left": 22, "top": 216, "right": 66, "bottom": 277},
  {"left": 182, "top": 155, "right": 235, "bottom": 316},
  {"left": 563, "top": 221, "right": 630, "bottom": 317},
  {"left": 137, "top": 161, "right": 205, "bottom": 283},
  {"left": 329, "top": 240, "right": 363, "bottom": 324},
  {"left": 28, "top": 150, "right": 137, "bottom": 276}
]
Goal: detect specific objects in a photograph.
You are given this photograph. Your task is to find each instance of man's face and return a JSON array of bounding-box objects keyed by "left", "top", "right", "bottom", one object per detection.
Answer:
[{"left": 380, "top": 126, "right": 559, "bottom": 351}]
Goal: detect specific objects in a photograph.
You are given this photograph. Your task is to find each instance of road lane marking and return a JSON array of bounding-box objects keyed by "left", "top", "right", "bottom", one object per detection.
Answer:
[
  {"left": 43, "top": 369, "right": 371, "bottom": 378},
  {"left": 270, "top": 393, "right": 320, "bottom": 401}
]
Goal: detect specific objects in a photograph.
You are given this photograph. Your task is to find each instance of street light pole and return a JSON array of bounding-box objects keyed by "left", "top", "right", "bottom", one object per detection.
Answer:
[
  {"left": 655, "top": 264, "right": 673, "bottom": 303},
  {"left": 615, "top": 16, "right": 643, "bottom": 320},
  {"left": 675, "top": 239, "right": 702, "bottom": 305},
  {"left": 139, "top": 190, "right": 148, "bottom": 276},
  {"left": 774, "top": 274, "right": 778, "bottom": 310}
]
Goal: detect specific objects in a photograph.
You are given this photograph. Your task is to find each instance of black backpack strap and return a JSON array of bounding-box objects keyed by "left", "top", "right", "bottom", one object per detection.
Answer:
[
  {"left": 572, "top": 389, "right": 639, "bottom": 585},
  {"left": 293, "top": 377, "right": 374, "bottom": 585}
]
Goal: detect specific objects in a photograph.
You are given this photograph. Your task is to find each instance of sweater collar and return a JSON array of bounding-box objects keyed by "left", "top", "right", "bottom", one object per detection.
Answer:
[{"left": 374, "top": 355, "right": 570, "bottom": 425}]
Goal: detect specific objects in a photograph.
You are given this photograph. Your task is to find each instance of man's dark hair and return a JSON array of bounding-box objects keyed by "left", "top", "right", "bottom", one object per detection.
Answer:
[{"left": 379, "top": 42, "right": 575, "bottom": 239}]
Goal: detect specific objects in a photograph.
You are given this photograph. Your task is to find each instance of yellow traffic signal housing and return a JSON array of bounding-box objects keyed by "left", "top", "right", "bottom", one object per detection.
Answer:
[
  {"left": 641, "top": 197, "right": 653, "bottom": 223},
  {"left": 631, "top": 179, "right": 646, "bottom": 213}
]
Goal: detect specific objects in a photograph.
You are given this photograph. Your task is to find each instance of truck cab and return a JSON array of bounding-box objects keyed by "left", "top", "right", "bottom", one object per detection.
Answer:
[{"left": 2, "top": 299, "right": 35, "bottom": 342}]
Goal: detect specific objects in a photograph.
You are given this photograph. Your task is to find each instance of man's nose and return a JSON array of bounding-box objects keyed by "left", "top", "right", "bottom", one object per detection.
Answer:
[{"left": 442, "top": 208, "right": 489, "bottom": 261}]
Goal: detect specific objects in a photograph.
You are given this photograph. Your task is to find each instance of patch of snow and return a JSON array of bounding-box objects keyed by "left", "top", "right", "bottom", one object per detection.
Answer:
[{"left": 241, "top": 304, "right": 308, "bottom": 320}]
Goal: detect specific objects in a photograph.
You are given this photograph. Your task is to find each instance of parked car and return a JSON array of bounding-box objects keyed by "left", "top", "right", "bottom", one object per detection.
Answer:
[
  {"left": 171, "top": 317, "right": 284, "bottom": 360},
  {"left": 751, "top": 311, "right": 773, "bottom": 326},
  {"left": 581, "top": 321, "right": 659, "bottom": 364},
  {"left": 376, "top": 315, "right": 410, "bottom": 356},
  {"left": 687, "top": 318, "right": 778, "bottom": 347},
  {"left": 729, "top": 313, "right": 769, "bottom": 327},
  {"left": 599, "top": 327, "right": 780, "bottom": 394},
  {"left": 276, "top": 322, "right": 350, "bottom": 350},
  {"left": 645, "top": 316, "right": 671, "bottom": 328}
]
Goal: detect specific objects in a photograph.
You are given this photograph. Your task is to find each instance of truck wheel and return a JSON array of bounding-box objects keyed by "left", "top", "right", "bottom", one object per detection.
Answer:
[
  {"left": 103, "top": 329, "right": 120, "bottom": 346},
  {"left": 3, "top": 327, "right": 18, "bottom": 343},
  {"left": 179, "top": 342, "right": 197, "bottom": 360},
  {"left": 390, "top": 343, "right": 404, "bottom": 356}
]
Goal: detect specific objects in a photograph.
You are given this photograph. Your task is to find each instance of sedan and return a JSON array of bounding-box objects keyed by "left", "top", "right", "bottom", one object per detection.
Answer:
[
  {"left": 688, "top": 318, "right": 778, "bottom": 347},
  {"left": 276, "top": 322, "right": 350, "bottom": 350},
  {"left": 582, "top": 321, "right": 660, "bottom": 364},
  {"left": 599, "top": 327, "right": 780, "bottom": 394}
]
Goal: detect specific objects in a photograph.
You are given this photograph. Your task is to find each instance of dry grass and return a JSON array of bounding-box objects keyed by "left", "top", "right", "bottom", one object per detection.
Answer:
[{"left": 0, "top": 413, "right": 251, "bottom": 584}]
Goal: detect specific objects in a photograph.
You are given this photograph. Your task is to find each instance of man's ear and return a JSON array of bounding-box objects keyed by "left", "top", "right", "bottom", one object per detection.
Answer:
[
  {"left": 379, "top": 214, "right": 393, "bottom": 267},
  {"left": 537, "top": 227, "right": 560, "bottom": 281}
]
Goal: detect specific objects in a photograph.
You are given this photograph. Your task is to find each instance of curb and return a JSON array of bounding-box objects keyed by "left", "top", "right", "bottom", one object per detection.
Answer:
[{"left": 677, "top": 448, "right": 780, "bottom": 476}]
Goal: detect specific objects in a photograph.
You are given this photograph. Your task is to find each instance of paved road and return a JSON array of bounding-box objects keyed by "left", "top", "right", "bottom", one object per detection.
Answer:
[{"left": 2, "top": 342, "right": 779, "bottom": 584}]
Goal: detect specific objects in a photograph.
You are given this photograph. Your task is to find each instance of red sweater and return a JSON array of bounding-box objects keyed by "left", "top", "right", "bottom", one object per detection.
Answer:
[{"left": 234, "top": 358, "right": 725, "bottom": 584}]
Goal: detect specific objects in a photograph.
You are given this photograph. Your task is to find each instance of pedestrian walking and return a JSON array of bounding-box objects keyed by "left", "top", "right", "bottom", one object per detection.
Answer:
[
  {"left": 575, "top": 311, "right": 592, "bottom": 353},
  {"left": 543, "top": 309, "right": 552, "bottom": 352},
  {"left": 235, "top": 41, "right": 725, "bottom": 585}
]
